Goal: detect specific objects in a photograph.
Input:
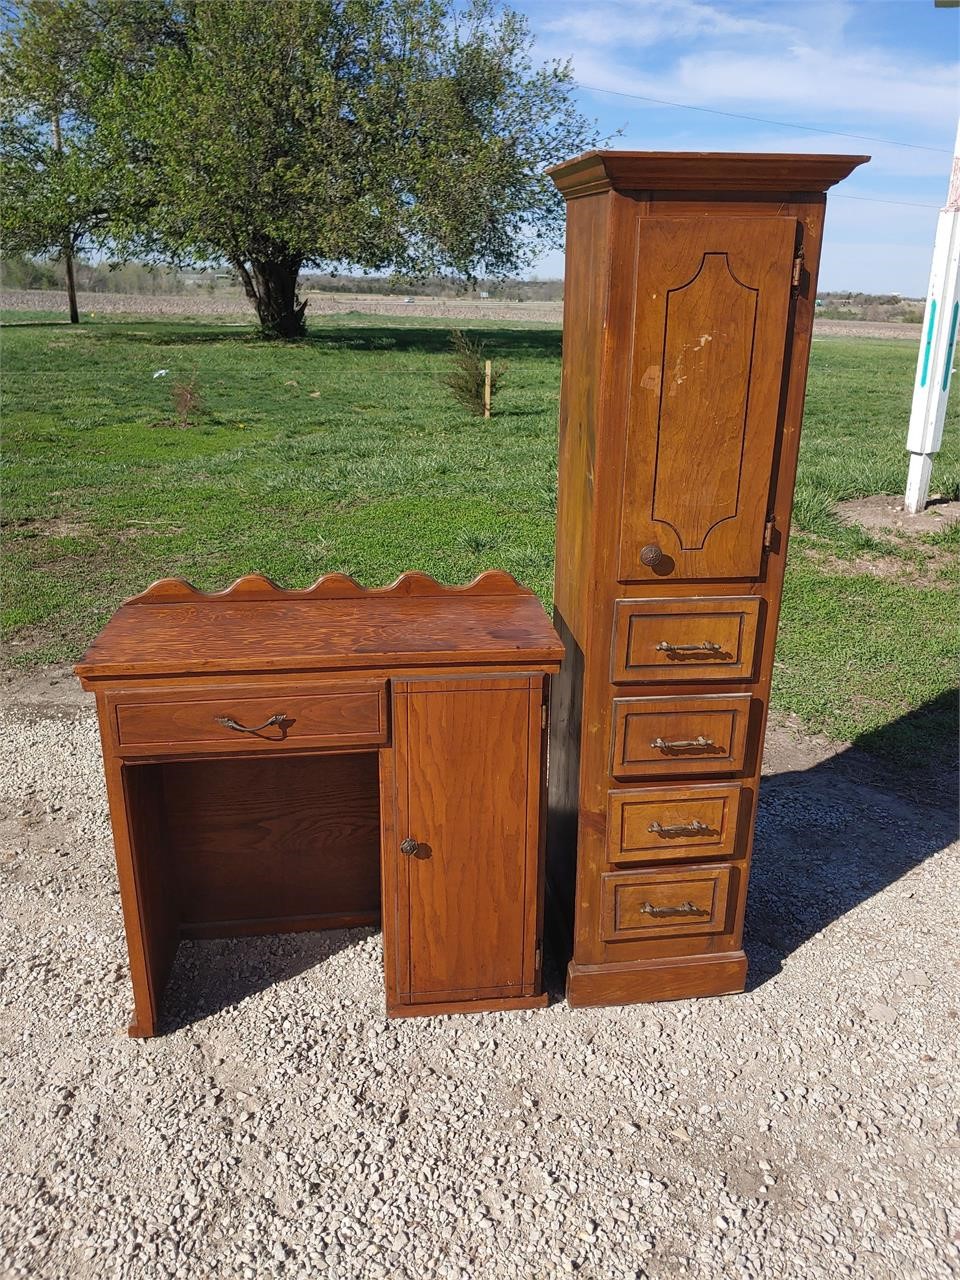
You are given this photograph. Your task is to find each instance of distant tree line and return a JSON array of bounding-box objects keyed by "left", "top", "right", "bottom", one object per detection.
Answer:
[
  {"left": 299, "top": 272, "right": 564, "bottom": 300},
  {"left": 0, "top": 253, "right": 190, "bottom": 294},
  {"left": 817, "top": 292, "right": 924, "bottom": 324},
  {"left": 0, "top": 254, "right": 564, "bottom": 301}
]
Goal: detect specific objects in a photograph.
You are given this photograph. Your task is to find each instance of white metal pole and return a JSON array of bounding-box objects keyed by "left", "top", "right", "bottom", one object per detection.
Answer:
[{"left": 905, "top": 117, "right": 960, "bottom": 514}]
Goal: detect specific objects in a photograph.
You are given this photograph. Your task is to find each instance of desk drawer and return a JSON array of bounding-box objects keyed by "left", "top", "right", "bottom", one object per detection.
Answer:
[
  {"left": 607, "top": 783, "right": 743, "bottom": 864},
  {"left": 611, "top": 694, "right": 751, "bottom": 779},
  {"left": 601, "top": 864, "right": 732, "bottom": 941},
  {"left": 612, "top": 597, "right": 760, "bottom": 683},
  {"left": 113, "top": 682, "right": 387, "bottom": 753}
]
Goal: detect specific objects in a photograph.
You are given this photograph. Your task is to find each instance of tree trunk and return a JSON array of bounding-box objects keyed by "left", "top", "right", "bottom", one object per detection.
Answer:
[
  {"left": 237, "top": 258, "right": 307, "bottom": 338},
  {"left": 51, "top": 114, "right": 80, "bottom": 325},
  {"left": 63, "top": 244, "right": 80, "bottom": 324}
]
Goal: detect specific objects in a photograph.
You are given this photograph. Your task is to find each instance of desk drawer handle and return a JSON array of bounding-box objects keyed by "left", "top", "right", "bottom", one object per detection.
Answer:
[
  {"left": 215, "top": 712, "right": 287, "bottom": 734},
  {"left": 639, "top": 900, "right": 703, "bottom": 918},
  {"left": 655, "top": 641, "right": 723, "bottom": 654},
  {"left": 648, "top": 820, "right": 710, "bottom": 836},
  {"left": 651, "top": 736, "right": 714, "bottom": 751}
]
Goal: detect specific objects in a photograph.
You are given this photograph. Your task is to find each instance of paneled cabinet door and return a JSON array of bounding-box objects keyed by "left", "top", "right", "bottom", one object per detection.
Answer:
[
  {"left": 389, "top": 675, "right": 543, "bottom": 1007},
  {"left": 618, "top": 216, "right": 797, "bottom": 581}
]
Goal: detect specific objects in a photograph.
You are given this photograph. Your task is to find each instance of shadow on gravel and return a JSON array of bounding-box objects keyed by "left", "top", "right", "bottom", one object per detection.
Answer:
[
  {"left": 746, "top": 690, "right": 958, "bottom": 988},
  {"left": 159, "top": 927, "right": 377, "bottom": 1032}
]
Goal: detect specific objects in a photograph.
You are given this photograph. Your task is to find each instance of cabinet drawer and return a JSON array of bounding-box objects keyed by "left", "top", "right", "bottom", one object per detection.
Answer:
[
  {"left": 113, "top": 682, "right": 387, "bottom": 754},
  {"left": 601, "top": 864, "right": 732, "bottom": 941},
  {"left": 612, "top": 597, "right": 760, "bottom": 683},
  {"left": 607, "top": 783, "right": 743, "bottom": 864},
  {"left": 611, "top": 694, "right": 751, "bottom": 778}
]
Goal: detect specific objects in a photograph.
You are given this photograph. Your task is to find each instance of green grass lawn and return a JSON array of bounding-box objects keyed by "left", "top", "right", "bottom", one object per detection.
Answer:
[{"left": 3, "top": 312, "right": 957, "bottom": 773}]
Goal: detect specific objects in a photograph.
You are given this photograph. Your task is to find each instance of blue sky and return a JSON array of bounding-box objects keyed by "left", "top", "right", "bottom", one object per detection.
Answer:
[{"left": 518, "top": 0, "right": 959, "bottom": 293}]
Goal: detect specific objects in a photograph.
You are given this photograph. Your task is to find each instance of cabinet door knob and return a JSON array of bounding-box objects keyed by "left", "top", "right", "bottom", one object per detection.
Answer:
[
  {"left": 640, "top": 543, "right": 664, "bottom": 567},
  {"left": 400, "top": 837, "right": 419, "bottom": 856}
]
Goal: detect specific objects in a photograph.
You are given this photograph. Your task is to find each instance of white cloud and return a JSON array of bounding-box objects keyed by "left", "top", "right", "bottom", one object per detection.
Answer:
[
  {"left": 563, "top": 45, "right": 957, "bottom": 134},
  {"left": 533, "top": 0, "right": 957, "bottom": 137},
  {"left": 525, "top": 0, "right": 955, "bottom": 291},
  {"left": 540, "top": 0, "right": 798, "bottom": 49}
]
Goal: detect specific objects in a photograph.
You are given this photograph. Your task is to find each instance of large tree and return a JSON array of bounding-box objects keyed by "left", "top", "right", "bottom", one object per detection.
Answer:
[
  {"left": 0, "top": 0, "right": 121, "bottom": 320},
  {"left": 2, "top": 0, "right": 597, "bottom": 337}
]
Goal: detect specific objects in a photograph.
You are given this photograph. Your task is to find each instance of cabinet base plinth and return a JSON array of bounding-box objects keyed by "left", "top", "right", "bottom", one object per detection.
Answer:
[
  {"left": 388, "top": 992, "right": 549, "bottom": 1019},
  {"left": 566, "top": 952, "right": 747, "bottom": 1008}
]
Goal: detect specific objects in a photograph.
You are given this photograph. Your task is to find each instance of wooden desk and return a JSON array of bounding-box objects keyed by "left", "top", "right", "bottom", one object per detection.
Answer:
[{"left": 75, "top": 571, "right": 564, "bottom": 1036}]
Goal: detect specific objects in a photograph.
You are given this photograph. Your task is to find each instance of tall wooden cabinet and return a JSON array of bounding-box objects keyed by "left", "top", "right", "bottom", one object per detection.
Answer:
[{"left": 546, "top": 151, "right": 868, "bottom": 1007}]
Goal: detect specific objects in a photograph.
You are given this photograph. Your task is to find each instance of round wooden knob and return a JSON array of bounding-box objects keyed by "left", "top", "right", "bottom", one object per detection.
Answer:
[{"left": 640, "top": 543, "right": 664, "bottom": 568}]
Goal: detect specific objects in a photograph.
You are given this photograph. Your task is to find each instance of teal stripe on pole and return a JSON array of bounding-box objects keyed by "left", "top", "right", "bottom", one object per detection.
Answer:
[
  {"left": 920, "top": 299, "right": 937, "bottom": 387},
  {"left": 942, "top": 300, "right": 959, "bottom": 392}
]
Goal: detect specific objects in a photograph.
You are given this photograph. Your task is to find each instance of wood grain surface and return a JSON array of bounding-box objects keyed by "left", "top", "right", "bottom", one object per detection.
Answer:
[
  {"left": 618, "top": 217, "right": 795, "bottom": 581},
  {"left": 611, "top": 597, "right": 761, "bottom": 683},
  {"left": 389, "top": 676, "right": 542, "bottom": 1007},
  {"left": 123, "top": 569, "right": 531, "bottom": 604},
  {"left": 78, "top": 579, "right": 560, "bottom": 1033},
  {"left": 547, "top": 149, "right": 866, "bottom": 1005},
  {"left": 113, "top": 682, "right": 386, "bottom": 754},
  {"left": 611, "top": 693, "right": 753, "bottom": 778},
  {"left": 161, "top": 753, "right": 382, "bottom": 931},
  {"left": 600, "top": 863, "right": 733, "bottom": 941},
  {"left": 606, "top": 782, "right": 743, "bottom": 864},
  {"left": 547, "top": 150, "right": 869, "bottom": 197},
  {"left": 76, "top": 592, "right": 563, "bottom": 681}
]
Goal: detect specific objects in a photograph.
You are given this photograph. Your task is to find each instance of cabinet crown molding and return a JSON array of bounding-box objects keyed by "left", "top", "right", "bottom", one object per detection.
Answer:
[{"left": 547, "top": 149, "right": 869, "bottom": 199}]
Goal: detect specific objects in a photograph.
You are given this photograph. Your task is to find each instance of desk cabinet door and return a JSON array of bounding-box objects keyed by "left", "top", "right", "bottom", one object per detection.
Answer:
[{"left": 388, "top": 675, "right": 543, "bottom": 1008}]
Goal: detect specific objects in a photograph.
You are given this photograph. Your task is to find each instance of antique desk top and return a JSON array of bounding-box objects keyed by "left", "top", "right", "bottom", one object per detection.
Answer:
[{"left": 76, "top": 569, "right": 563, "bottom": 682}]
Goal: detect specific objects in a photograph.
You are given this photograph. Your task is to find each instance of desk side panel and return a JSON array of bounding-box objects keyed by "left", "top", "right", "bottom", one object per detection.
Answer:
[{"left": 97, "top": 697, "right": 178, "bottom": 1037}]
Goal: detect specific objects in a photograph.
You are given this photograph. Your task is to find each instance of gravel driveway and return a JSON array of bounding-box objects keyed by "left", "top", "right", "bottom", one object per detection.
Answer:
[{"left": 1, "top": 669, "right": 957, "bottom": 1280}]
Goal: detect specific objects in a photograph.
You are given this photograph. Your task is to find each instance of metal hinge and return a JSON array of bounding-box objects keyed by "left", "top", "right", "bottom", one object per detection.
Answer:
[
  {"left": 763, "top": 515, "right": 776, "bottom": 551},
  {"left": 791, "top": 249, "right": 804, "bottom": 292},
  {"left": 541, "top": 703, "right": 548, "bottom": 731},
  {"left": 535, "top": 942, "right": 542, "bottom": 971}
]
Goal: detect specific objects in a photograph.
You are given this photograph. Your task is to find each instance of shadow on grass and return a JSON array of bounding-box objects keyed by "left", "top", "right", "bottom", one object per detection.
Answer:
[
  {"left": 84, "top": 321, "right": 564, "bottom": 359},
  {"left": 746, "top": 688, "right": 958, "bottom": 989},
  {"left": 0, "top": 318, "right": 78, "bottom": 328},
  {"left": 304, "top": 324, "right": 563, "bottom": 360}
]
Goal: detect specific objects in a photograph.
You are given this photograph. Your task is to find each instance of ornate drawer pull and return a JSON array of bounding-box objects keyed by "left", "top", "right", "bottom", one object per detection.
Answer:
[
  {"left": 650, "top": 735, "right": 714, "bottom": 751},
  {"left": 655, "top": 640, "right": 723, "bottom": 654},
  {"left": 639, "top": 899, "right": 703, "bottom": 917},
  {"left": 215, "top": 712, "right": 287, "bottom": 734},
  {"left": 648, "top": 820, "right": 710, "bottom": 836}
]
